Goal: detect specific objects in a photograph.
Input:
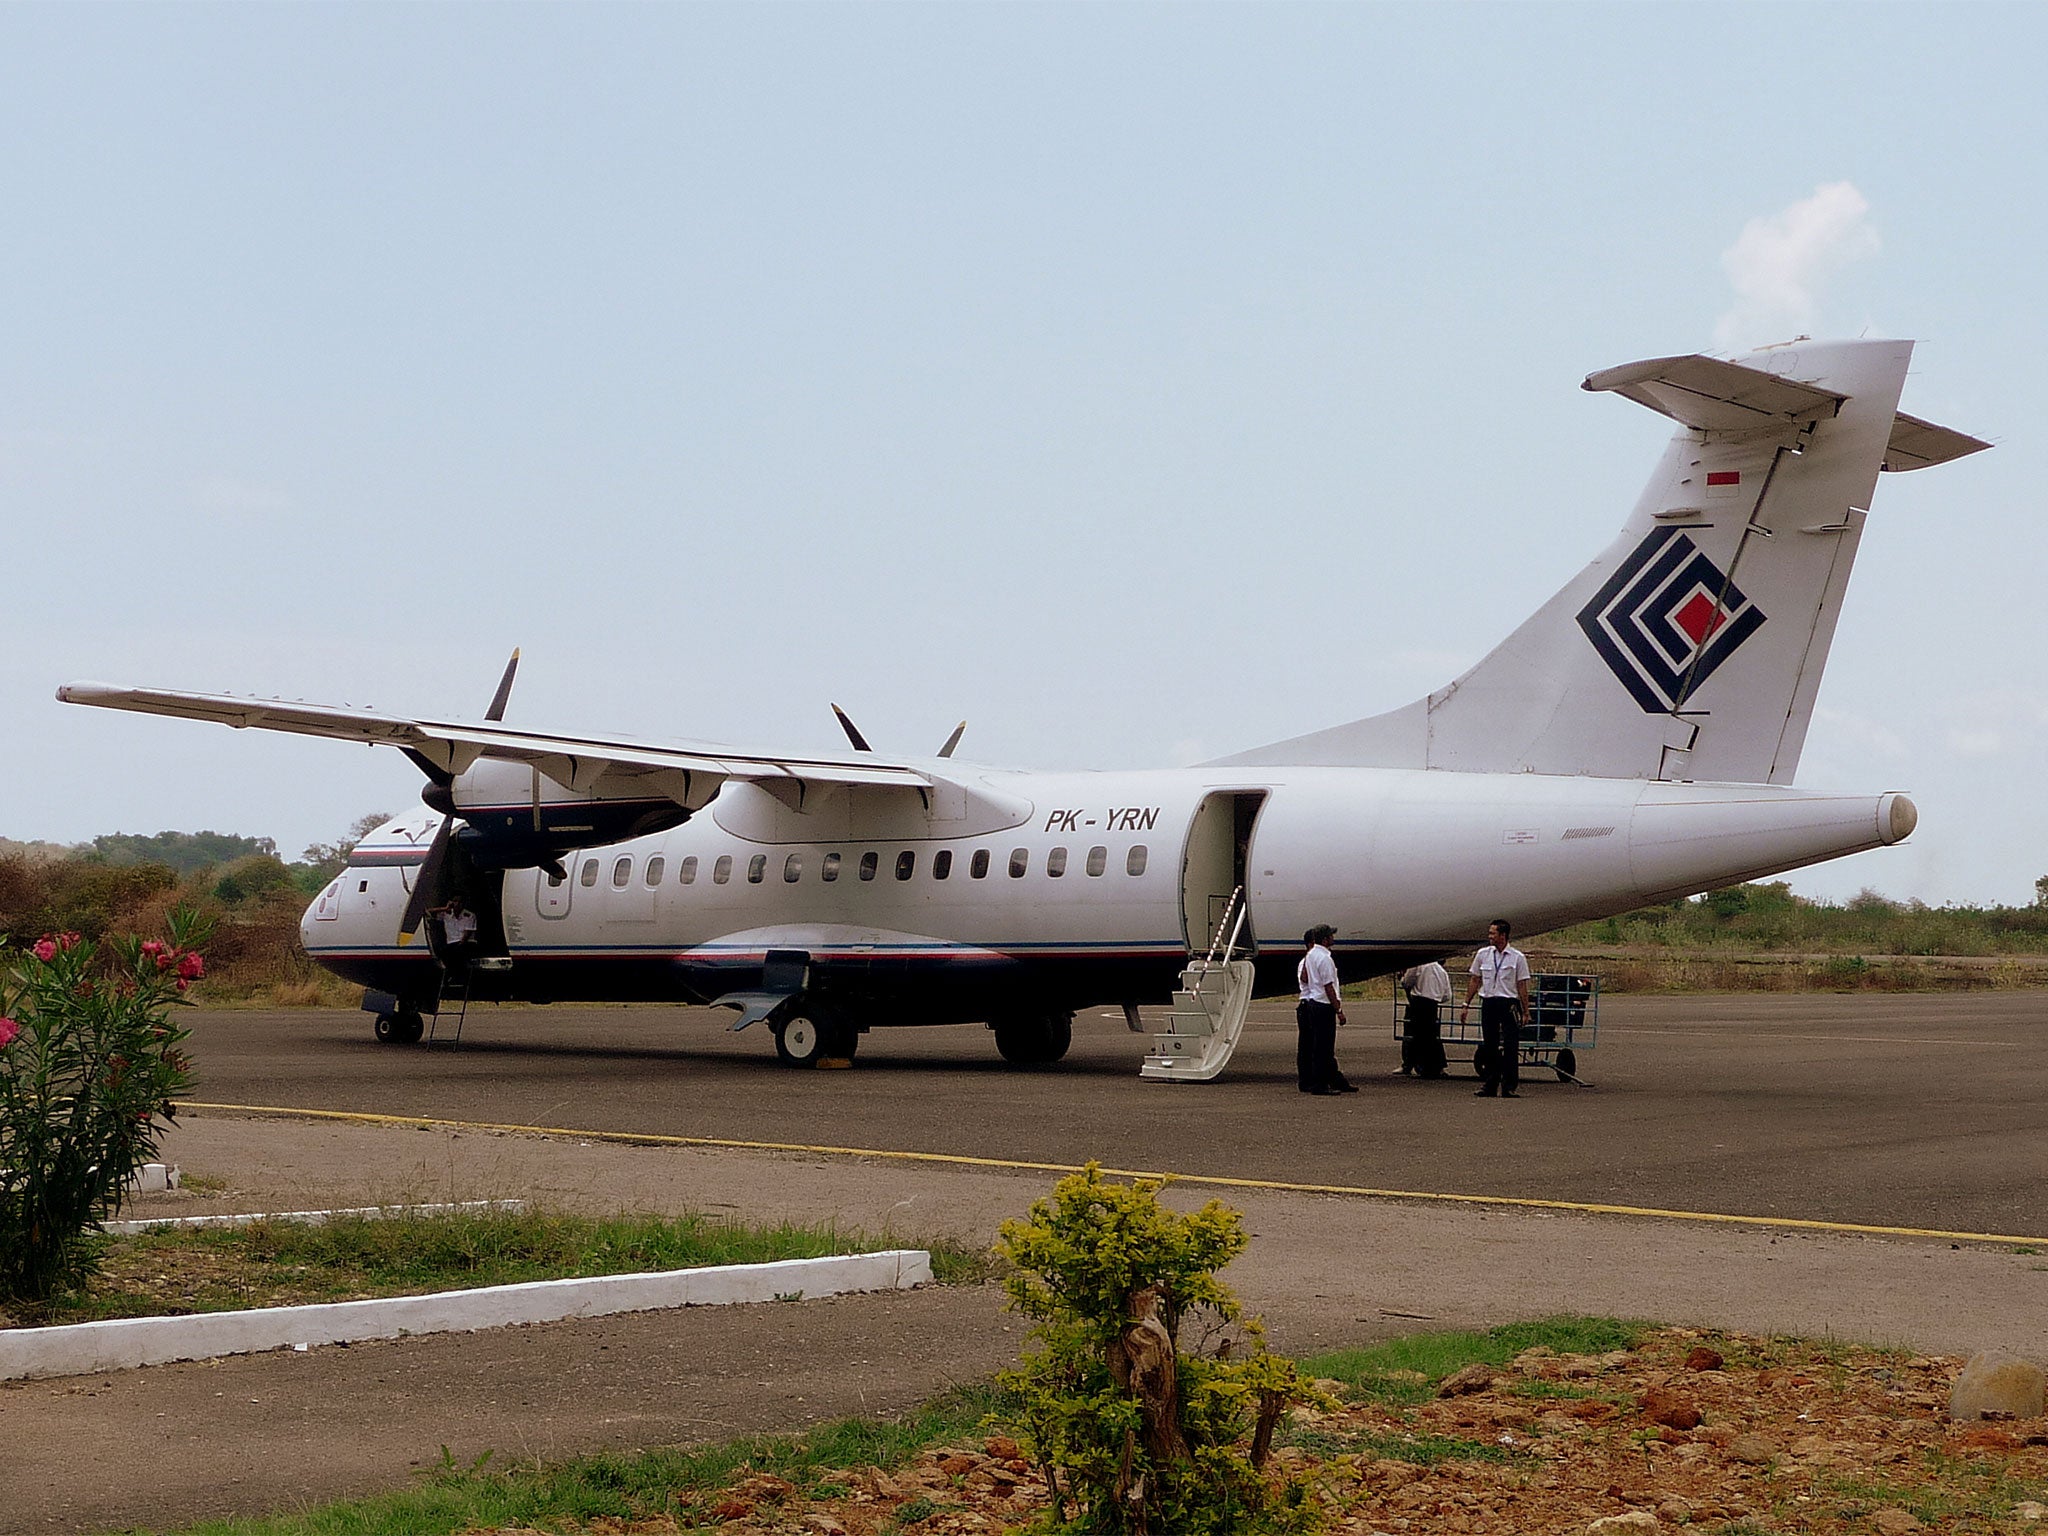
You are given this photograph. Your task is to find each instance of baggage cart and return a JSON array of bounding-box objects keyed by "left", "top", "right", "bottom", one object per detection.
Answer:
[{"left": 1394, "top": 972, "right": 1599, "bottom": 1082}]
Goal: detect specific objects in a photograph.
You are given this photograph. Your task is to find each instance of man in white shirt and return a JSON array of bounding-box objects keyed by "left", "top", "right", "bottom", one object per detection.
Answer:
[
  {"left": 435, "top": 899, "right": 479, "bottom": 963},
  {"left": 1295, "top": 924, "right": 1356, "bottom": 1095},
  {"left": 1397, "top": 959, "right": 1453, "bottom": 1078},
  {"left": 1460, "top": 918, "right": 1531, "bottom": 1098}
]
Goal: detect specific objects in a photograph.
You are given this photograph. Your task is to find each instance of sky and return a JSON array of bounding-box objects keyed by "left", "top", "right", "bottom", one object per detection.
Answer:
[{"left": 2, "top": 3, "right": 2041, "bottom": 907}]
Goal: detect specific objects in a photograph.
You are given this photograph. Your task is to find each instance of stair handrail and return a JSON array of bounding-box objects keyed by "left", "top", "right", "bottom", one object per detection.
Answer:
[{"left": 1192, "top": 885, "right": 1247, "bottom": 987}]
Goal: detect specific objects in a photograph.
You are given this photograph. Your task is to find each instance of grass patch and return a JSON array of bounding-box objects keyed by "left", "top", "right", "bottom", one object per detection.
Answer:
[
  {"left": 15, "top": 1208, "right": 990, "bottom": 1327},
  {"left": 151, "top": 1382, "right": 1004, "bottom": 1536},
  {"left": 1284, "top": 1424, "right": 1515, "bottom": 1465},
  {"left": 1798, "top": 1449, "right": 2048, "bottom": 1528},
  {"left": 1304, "top": 1315, "right": 1645, "bottom": 1406}
]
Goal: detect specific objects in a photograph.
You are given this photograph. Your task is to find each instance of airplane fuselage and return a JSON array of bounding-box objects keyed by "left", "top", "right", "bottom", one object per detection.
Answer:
[{"left": 305, "top": 762, "right": 1913, "bottom": 1027}]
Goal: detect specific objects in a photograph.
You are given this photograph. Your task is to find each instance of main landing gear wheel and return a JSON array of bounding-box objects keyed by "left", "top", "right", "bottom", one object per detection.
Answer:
[
  {"left": 994, "top": 1010, "right": 1073, "bottom": 1066},
  {"left": 373, "top": 1011, "right": 425, "bottom": 1045},
  {"left": 774, "top": 1014, "right": 857, "bottom": 1067}
]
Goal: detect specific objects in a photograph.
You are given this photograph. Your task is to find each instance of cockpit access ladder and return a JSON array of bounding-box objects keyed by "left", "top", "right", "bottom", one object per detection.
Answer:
[
  {"left": 425, "top": 956, "right": 510, "bottom": 1047},
  {"left": 1140, "top": 887, "right": 1255, "bottom": 1083}
]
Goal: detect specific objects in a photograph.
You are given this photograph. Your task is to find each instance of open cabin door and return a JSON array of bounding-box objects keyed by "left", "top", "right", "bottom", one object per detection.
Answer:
[
  {"left": 1146, "top": 790, "right": 1268, "bottom": 1084},
  {"left": 1179, "top": 790, "right": 1266, "bottom": 955}
]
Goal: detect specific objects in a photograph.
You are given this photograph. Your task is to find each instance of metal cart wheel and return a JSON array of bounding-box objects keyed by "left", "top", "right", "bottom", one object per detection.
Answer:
[{"left": 1554, "top": 1048, "right": 1578, "bottom": 1081}]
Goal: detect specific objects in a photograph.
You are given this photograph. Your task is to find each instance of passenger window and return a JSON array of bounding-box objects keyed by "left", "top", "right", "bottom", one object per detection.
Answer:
[
  {"left": 645, "top": 856, "right": 665, "bottom": 887},
  {"left": 1086, "top": 845, "right": 1107, "bottom": 877},
  {"left": 1047, "top": 846, "right": 1068, "bottom": 878},
  {"left": 970, "top": 849, "right": 990, "bottom": 879},
  {"left": 1127, "top": 845, "right": 1148, "bottom": 876},
  {"left": 822, "top": 852, "right": 841, "bottom": 882},
  {"left": 747, "top": 854, "right": 767, "bottom": 884},
  {"left": 712, "top": 855, "right": 732, "bottom": 885},
  {"left": 679, "top": 856, "right": 697, "bottom": 885},
  {"left": 859, "top": 851, "right": 878, "bottom": 881},
  {"left": 784, "top": 852, "right": 803, "bottom": 882},
  {"left": 546, "top": 869, "right": 565, "bottom": 888},
  {"left": 580, "top": 858, "right": 599, "bottom": 888},
  {"left": 612, "top": 856, "right": 633, "bottom": 888},
  {"left": 1009, "top": 848, "right": 1029, "bottom": 878},
  {"left": 932, "top": 849, "right": 952, "bottom": 880},
  {"left": 895, "top": 850, "right": 916, "bottom": 880}
]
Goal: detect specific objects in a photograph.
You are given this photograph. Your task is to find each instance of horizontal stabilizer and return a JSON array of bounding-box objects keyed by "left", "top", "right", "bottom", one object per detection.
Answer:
[
  {"left": 1582, "top": 353, "right": 1846, "bottom": 434},
  {"left": 1881, "top": 411, "right": 1992, "bottom": 472}
]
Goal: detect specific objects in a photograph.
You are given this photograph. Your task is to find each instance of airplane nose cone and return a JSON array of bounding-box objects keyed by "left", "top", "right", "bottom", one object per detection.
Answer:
[{"left": 1880, "top": 792, "right": 1918, "bottom": 844}]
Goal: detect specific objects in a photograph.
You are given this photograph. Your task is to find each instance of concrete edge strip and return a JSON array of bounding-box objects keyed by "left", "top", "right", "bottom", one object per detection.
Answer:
[
  {"left": 103, "top": 1198, "right": 528, "bottom": 1235},
  {"left": 0, "top": 1250, "right": 932, "bottom": 1383},
  {"left": 181, "top": 1100, "right": 2048, "bottom": 1249}
]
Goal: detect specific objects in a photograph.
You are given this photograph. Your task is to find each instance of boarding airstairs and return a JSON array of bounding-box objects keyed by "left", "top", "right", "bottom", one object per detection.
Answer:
[{"left": 1140, "top": 887, "right": 1256, "bottom": 1083}]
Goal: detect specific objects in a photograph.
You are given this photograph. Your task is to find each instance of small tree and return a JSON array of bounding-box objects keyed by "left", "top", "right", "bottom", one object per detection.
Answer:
[
  {"left": 0, "top": 910, "right": 209, "bottom": 1303},
  {"left": 996, "top": 1163, "right": 1328, "bottom": 1535}
]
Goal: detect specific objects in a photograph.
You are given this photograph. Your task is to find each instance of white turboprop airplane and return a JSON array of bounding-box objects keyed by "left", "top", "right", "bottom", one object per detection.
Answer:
[{"left": 60, "top": 337, "right": 1987, "bottom": 1073}]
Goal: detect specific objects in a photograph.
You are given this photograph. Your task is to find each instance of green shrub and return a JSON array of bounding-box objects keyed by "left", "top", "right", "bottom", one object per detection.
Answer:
[
  {"left": 0, "top": 909, "right": 208, "bottom": 1301},
  {"left": 995, "top": 1163, "right": 1327, "bottom": 1535}
]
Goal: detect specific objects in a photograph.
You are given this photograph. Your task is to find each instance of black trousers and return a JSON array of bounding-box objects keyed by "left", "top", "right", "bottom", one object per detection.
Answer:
[
  {"left": 1479, "top": 997, "right": 1522, "bottom": 1092},
  {"left": 1295, "top": 1000, "right": 1346, "bottom": 1090},
  {"left": 1401, "top": 996, "right": 1446, "bottom": 1077}
]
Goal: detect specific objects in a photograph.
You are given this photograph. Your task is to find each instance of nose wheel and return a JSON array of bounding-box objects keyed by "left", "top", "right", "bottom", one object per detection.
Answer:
[
  {"left": 373, "top": 1010, "right": 425, "bottom": 1045},
  {"left": 773, "top": 1013, "right": 858, "bottom": 1067}
]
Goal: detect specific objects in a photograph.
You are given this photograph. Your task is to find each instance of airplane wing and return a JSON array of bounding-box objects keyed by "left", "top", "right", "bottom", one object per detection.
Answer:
[{"left": 54, "top": 683, "right": 933, "bottom": 804}]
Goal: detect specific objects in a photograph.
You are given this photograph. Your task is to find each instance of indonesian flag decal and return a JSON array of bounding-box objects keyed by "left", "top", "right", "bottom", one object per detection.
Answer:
[
  {"left": 1575, "top": 528, "right": 1768, "bottom": 713},
  {"left": 1706, "top": 469, "right": 1742, "bottom": 496}
]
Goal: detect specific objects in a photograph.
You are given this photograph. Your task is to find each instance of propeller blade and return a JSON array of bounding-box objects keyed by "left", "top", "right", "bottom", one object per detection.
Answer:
[
  {"left": 831, "top": 704, "right": 872, "bottom": 753},
  {"left": 937, "top": 721, "right": 967, "bottom": 758},
  {"left": 396, "top": 815, "right": 454, "bottom": 945},
  {"left": 485, "top": 648, "right": 520, "bottom": 722}
]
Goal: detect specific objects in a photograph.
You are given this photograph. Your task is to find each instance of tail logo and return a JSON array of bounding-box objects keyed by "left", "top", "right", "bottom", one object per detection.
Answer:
[{"left": 1576, "top": 528, "right": 1767, "bottom": 713}]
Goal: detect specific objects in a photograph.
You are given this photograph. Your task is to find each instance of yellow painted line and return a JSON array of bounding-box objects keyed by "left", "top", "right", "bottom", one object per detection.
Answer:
[{"left": 180, "top": 1100, "right": 2048, "bottom": 1249}]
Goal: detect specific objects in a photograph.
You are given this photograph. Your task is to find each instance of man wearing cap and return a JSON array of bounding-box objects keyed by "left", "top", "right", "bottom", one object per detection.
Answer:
[{"left": 1296, "top": 925, "right": 1356, "bottom": 1095}]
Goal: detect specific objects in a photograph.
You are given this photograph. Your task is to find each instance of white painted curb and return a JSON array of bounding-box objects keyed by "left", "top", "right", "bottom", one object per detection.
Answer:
[
  {"left": 103, "top": 1198, "right": 526, "bottom": 1235},
  {"left": 0, "top": 1249, "right": 932, "bottom": 1382}
]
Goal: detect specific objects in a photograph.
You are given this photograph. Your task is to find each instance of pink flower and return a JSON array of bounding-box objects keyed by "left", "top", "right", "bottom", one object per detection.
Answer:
[
  {"left": 141, "top": 940, "right": 166, "bottom": 959},
  {"left": 175, "top": 977, "right": 188, "bottom": 993},
  {"left": 32, "top": 938, "right": 57, "bottom": 963},
  {"left": 57, "top": 931, "right": 81, "bottom": 952},
  {"left": 0, "top": 1017, "right": 19, "bottom": 1048},
  {"left": 175, "top": 952, "right": 206, "bottom": 981}
]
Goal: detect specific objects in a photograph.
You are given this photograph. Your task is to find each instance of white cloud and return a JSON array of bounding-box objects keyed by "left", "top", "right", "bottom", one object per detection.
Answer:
[
  {"left": 1714, "top": 182, "right": 1879, "bottom": 350},
  {"left": 1945, "top": 727, "right": 2006, "bottom": 758},
  {"left": 1811, "top": 704, "right": 1906, "bottom": 759}
]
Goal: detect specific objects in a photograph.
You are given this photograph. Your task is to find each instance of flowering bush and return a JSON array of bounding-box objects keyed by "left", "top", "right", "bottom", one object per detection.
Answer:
[{"left": 0, "top": 909, "right": 209, "bottom": 1302}]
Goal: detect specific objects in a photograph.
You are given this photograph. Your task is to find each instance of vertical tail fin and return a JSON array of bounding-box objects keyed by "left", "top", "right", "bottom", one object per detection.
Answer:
[{"left": 1218, "top": 338, "right": 1987, "bottom": 784}]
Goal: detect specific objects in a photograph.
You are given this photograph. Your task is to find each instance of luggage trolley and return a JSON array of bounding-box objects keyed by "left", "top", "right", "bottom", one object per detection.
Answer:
[{"left": 1394, "top": 973, "right": 1600, "bottom": 1082}]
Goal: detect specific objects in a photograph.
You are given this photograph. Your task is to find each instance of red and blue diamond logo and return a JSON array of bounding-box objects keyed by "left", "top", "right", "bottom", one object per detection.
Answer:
[{"left": 1575, "top": 528, "right": 1766, "bottom": 713}]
